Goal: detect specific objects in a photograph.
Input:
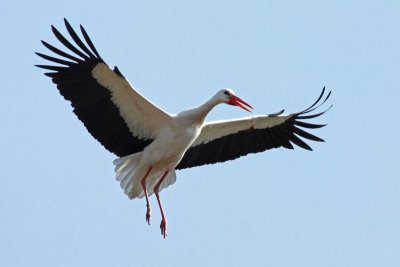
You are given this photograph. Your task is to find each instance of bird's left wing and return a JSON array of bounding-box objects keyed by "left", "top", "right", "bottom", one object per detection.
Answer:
[
  {"left": 176, "top": 88, "right": 331, "bottom": 170},
  {"left": 36, "top": 19, "right": 172, "bottom": 157}
]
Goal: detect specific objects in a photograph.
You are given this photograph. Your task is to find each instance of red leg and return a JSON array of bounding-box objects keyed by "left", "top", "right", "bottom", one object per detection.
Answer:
[
  {"left": 154, "top": 171, "right": 169, "bottom": 238},
  {"left": 141, "top": 167, "right": 153, "bottom": 225}
]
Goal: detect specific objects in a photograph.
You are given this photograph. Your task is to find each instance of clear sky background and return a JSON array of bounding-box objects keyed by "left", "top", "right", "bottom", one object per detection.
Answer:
[{"left": 1, "top": 1, "right": 399, "bottom": 266}]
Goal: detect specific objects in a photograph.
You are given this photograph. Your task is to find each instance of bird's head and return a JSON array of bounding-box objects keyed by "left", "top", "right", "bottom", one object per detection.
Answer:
[{"left": 217, "top": 88, "right": 253, "bottom": 112}]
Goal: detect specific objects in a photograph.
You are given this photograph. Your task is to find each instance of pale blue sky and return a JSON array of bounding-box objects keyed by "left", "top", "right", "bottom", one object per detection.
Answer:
[{"left": 1, "top": 1, "right": 399, "bottom": 266}]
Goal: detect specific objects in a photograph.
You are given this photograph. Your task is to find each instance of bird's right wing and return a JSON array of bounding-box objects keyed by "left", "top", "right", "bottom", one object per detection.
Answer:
[
  {"left": 36, "top": 19, "right": 172, "bottom": 157},
  {"left": 176, "top": 88, "right": 331, "bottom": 170}
]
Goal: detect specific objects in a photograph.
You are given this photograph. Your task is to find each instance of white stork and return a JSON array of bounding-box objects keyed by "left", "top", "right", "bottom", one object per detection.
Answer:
[{"left": 36, "top": 19, "right": 331, "bottom": 238}]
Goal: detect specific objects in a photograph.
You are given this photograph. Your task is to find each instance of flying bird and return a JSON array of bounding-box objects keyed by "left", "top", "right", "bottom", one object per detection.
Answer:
[{"left": 36, "top": 19, "right": 331, "bottom": 238}]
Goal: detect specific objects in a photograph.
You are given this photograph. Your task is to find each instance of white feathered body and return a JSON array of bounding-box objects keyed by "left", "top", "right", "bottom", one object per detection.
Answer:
[
  {"left": 37, "top": 20, "right": 330, "bottom": 238},
  {"left": 114, "top": 105, "right": 209, "bottom": 199}
]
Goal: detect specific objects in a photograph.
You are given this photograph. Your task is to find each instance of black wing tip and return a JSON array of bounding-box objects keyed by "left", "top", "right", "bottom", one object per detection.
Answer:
[
  {"left": 35, "top": 64, "right": 50, "bottom": 69},
  {"left": 50, "top": 25, "right": 59, "bottom": 34},
  {"left": 288, "top": 87, "right": 331, "bottom": 150},
  {"left": 78, "top": 23, "right": 103, "bottom": 60},
  {"left": 55, "top": 17, "right": 72, "bottom": 30},
  {"left": 268, "top": 109, "right": 285, "bottom": 117},
  {"left": 113, "top": 66, "right": 125, "bottom": 77},
  {"left": 298, "top": 87, "right": 332, "bottom": 116},
  {"left": 37, "top": 19, "right": 105, "bottom": 67}
]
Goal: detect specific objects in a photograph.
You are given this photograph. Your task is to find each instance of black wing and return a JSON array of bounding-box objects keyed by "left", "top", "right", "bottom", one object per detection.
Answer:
[{"left": 36, "top": 19, "right": 175, "bottom": 157}]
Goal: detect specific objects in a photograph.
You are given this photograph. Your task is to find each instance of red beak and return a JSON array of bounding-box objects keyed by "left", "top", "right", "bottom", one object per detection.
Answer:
[{"left": 227, "top": 95, "right": 253, "bottom": 112}]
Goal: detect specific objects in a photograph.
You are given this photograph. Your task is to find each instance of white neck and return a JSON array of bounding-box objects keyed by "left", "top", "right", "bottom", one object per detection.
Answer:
[{"left": 176, "top": 95, "right": 221, "bottom": 126}]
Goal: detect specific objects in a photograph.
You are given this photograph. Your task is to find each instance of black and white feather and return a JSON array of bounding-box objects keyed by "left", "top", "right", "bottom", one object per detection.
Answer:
[
  {"left": 177, "top": 89, "right": 331, "bottom": 169},
  {"left": 36, "top": 18, "right": 171, "bottom": 157},
  {"left": 36, "top": 19, "right": 331, "bottom": 201}
]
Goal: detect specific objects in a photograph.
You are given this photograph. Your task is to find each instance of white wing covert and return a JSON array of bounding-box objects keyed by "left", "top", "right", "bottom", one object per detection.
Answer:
[
  {"left": 176, "top": 88, "right": 331, "bottom": 170},
  {"left": 36, "top": 19, "right": 171, "bottom": 157}
]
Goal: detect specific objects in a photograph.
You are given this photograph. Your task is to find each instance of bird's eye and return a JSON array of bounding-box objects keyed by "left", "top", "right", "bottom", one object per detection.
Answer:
[{"left": 224, "top": 91, "right": 229, "bottom": 96}]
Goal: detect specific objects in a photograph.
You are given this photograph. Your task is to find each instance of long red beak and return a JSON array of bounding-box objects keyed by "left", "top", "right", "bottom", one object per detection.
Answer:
[{"left": 227, "top": 95, "right": 253, "bottom": 112}]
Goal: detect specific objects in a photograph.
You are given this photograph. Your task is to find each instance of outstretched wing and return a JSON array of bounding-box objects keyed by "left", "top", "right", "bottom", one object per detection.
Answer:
[
  {"left": 36, "top": 19, "right": 172, "bottom": 157},
  {"left": 176, "top": 88, "right": 331, "bottom": 170}
]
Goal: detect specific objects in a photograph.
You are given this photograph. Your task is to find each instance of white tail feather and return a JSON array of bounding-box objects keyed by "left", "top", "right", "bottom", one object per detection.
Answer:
[
  {"left": 137, "top": 170, "right": 177, "bottom": 199},
  {"left": 138, "top": 170, "right": 176, "bottom": 198},
  {"left": 113, "top": 153, "right": 177, "bottom": 200},
  {"left": 159, "top": 171, "right": 177, "bottom": 192},
  {"left": 113, "top": 153, "right": 143, "bottom": 199}
]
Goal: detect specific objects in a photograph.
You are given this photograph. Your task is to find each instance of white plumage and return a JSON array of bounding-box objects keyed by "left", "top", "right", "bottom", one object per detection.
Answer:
[
  {"left": 36, "top": 19, "right": 331, "bottom": 238},
  {"left": 114, "top": 153, "right": 177, "bottom": 199},
  {"left": 92, "top": 63, "right": 171, "bottom": 140}
]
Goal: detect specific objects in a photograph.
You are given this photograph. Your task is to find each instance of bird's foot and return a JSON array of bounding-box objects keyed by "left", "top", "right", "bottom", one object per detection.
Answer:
[
  {"left": 160, "top": 218, "right": 167, "bottom": 238},
  {"left": 146, "top": 204, "right": 151, "bottom": 225}
]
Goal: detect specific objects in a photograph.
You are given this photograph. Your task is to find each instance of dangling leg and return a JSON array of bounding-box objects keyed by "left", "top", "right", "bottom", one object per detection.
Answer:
[
  {"left": 154, "top": 171, "right": 169, "bottom": 238},
  {"left": 141, "top": 166, "right": 153, "bottom": 225}
]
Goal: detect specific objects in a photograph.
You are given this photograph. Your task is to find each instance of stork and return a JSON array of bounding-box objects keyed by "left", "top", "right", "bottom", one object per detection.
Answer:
[{"left": 36, "top": 19, "right": 331, "bottom": 238}]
